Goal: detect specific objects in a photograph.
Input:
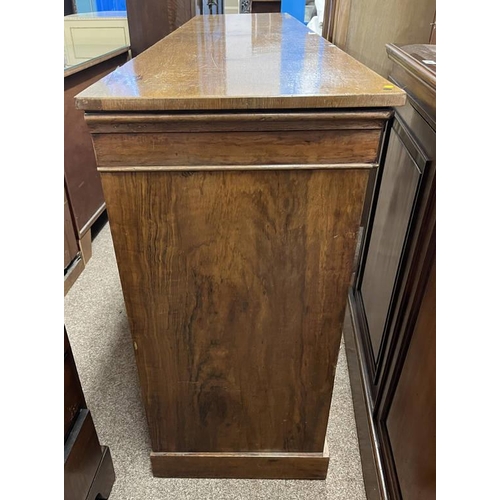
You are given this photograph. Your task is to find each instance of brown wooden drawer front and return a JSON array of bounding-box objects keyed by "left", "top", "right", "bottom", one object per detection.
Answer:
[{"left": 92, "top": 129, "right": 382, "bottom": 168}]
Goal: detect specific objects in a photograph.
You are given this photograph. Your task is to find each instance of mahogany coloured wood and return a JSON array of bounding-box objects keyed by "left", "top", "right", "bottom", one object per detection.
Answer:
[
  {"left": 360, "top": 127, "right": 421, "bottom": 363},
  {"left": 125, "top": 0, "right": 195, "bottom": 56},
  {"left": 77, "top": 13, "right": 404, "bottom": 479},
  {"left": 346, "top": 43, "right": 435, "bottom": 499},
  {"left": 64, "top": 187, "right": 79, "bottom": 270},
  {"left": 64, "top": 328, "right": 116, "bottom": 499},
  {"left": 386, "top": 260, "right": 436, "bottom": 500},
  {"left": 101, "top": 168, "right": 369, "bottom": 454},
  {"left": 75, "top": 14, "right": 405, "bottom": 112},
  {"left": 151, "top": 448, "right": 329, "bottom": 479},
  {"left": 92, "top": 129, "right": 382, "bottom": 167},
  {"left": 64, "top": 49, "right": 129, "bottom": 237}
]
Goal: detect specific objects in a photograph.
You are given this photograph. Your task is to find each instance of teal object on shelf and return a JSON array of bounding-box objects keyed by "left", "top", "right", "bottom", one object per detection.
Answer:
[{"left": 281, "top": 0, "right": 306, "bottom": 23}]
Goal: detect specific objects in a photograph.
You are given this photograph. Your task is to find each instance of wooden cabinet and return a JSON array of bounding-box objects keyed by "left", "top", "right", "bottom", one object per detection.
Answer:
[
  {"left": 64, "top": 47, "right": 129, "bottom": 294},
  {"left": 125, "top": 0, "right": 197, "bottom": 56},
  {"left": 322, "top": 0, "right": 435, "bottom": 77},
  {"left": 75, "top": 13, "right": 405, "bottom": 480},
  {"left": 345, "top": 43, "right": 435, "bottom": 499},
  {"left": 64, "top": 327, "right": 115, "bottom": 500}
]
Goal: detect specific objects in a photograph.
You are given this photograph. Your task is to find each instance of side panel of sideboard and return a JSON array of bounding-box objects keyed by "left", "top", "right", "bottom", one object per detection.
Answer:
[
  {"left": 86, "top": 110, "right": 390, "bottom": 478},
  {"left": 100, "top": 167, "right": 368, "bottom": 453}
]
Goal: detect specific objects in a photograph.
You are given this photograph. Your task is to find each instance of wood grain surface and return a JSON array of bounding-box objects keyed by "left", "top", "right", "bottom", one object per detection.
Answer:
[
  {"left": 64, "top": 410, "right": 102, "bottom": 500},
  {"left": 64, "top": 49, "right": 128, "bottom": 237},
  {"left": 151, "top": 448, "right": 329, "bottom": 479},
  {"left": 85, "top": 110, "right": 392, "bottom": 134},
  {"left": 341, "top": 0, "right": 435, "bottom": 77},
  {"left": 360, "top": 128, "right": 421, "bottom": 362},
  {"left": 64, "top": 187, "right": 79, "bottom": 269},
  {"left": 93, "top": 129, "right": 382, "bottom": 168},
  {"left": 75, "top": 14, "right": 405, "bottom": 112},
  {"left": 101, "top": 168, "right": 369, "bottom": 453},
  {"left": 126, "top": 0, "right": 194, "bottom": 56},
  {"left": 386, "top": 259, "right": 436, "bottom": 500}
]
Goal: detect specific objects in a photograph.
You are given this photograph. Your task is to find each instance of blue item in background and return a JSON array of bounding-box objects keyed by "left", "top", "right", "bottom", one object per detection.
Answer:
[
  {"left": 281, "top": 0, "right": 306, "bottom": 23},
  {"left": 95, "top": 0, "right": 127, "bottom": 10},
  {"left": 74, "top": 0, "right": 126, "bottom": 12}
]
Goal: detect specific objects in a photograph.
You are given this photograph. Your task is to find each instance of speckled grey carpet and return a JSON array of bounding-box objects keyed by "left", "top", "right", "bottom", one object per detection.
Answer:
[{"left": 64, "top": 221, "right": 367, "bottom": 500}]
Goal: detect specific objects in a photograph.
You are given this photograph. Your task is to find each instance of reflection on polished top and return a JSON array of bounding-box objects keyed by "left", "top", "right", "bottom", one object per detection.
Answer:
[
  {"left": 64, "top": 46, "right": 130, "bottom": 77},
  {"left": 76, "top": 13, "right": 406, "bottom": 111}
]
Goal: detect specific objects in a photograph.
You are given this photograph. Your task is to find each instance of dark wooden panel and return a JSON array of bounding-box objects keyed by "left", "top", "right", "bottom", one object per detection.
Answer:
[
  {"left": 64, "top": 350, "right": 87, "bottom": 440},
  {"left": 84, "top": 446, "right": 116, "bottom": 500},
  {"left": 151, "top": 449, "right": 328, "bottom": 479},
  {"left": 64, "top": 187, "right": 79, "bottom": 269},
  {"left": 64, "top": 51, "right": 128, "bottom": 237},
  {"left": 64, "top": 0, "right": 74, "bottom": 16},
  {"left": 386, "top": 259, "right": 436, "bottom": 499},
  {"left": 343, "top": 303, "right": 385, "bottom": 500},
  {"left": 251, "top": 0, "right": 281, "bottom": 13},
  {"left": 101, "top": 168, "right": 368, "bottom": 453},
  {"left": 360, "top": 128, "right": 421, "bottom": 362},
  {"left": 126, "top": 0, "right": 195, "bottom": 56},
  {"left": 92, "top": 129, "right": 382, "bottom": 167},
  {"left": 64, "top": 410, "right": 102, "bottom": 500}
]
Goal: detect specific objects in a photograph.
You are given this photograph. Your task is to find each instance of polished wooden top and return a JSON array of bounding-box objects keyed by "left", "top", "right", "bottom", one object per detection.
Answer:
[
  {"left": 386, "top": 44, "right": 436, "bottom": 92},
  {"left": 76, "top": 14, "right": 405, "bottom": 112}
]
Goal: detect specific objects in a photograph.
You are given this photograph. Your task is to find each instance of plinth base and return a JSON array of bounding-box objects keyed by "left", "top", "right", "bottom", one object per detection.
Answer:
[{"left": 150, "top": 442, "right": 329, "bottom": 479}]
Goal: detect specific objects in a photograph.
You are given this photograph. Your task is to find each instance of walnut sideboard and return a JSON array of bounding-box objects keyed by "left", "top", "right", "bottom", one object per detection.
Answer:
[{"left": 75, "top": 13, "right": 405, "bottom": 480}]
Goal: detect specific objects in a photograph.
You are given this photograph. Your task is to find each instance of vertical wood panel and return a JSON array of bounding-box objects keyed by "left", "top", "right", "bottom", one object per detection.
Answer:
[
  {"left": 64, "top": 186, "right": 79, "bottom": 269},
  {"left": 360, "top": 130, "right": 420, "bottom": 363},
  {"left": 126, "top": 0, "right": 195, "bottom": 56},
  {"left": 343, "top": 0, "right": 435, "bottom": 76},
  {"left": 101, "top": 168, "right": 368, "bottom": 453},
  {"left": 64, "top": 51, "right": 128, "bottom": 237},
  {"left": 386, "top": 259, "right": 436, "bottom": 500}
]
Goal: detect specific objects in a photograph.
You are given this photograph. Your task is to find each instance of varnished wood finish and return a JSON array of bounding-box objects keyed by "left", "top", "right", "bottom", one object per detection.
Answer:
[
  {"left": 343, "top": 306, "right": 387, "bottom": 499},
  {"left": 323, "top": 0, "right": 435, "bottom": 77},
  {"left": 85, "top": 110, "right": 393, "bottom": 134},
  {"left": 65, "top": 328, "right": 116, "bottom": 499},
  {"left": 84, "top": 446, "right": 115, "bottom": 500},
  {"left": 75, "top": 14, "right": 405, "bottom": 112},
  {"left": 386, "top": 260, "right": 436, "bottom": 500},
  {"left": 93, "top": 129, "right": 382, "bottom": 168},
  {"left": 64, "top": 46, "right": 130, "bottom": 78},
  {"left": 79, "top": 229, "right": 92, "bottom": 265},
  {"left": 322, "top": 0, "right": 351, "bottom": 49},
  {"left": 386, "top": 44, "right": 436, "bottom": 127},
  {"left": 346, "top": 44, "right": 435, "bottom": 499},
  {"left": 64, "top": 187, "right": 79, "bottom": 270},
  {"left": 65, "top": 50, "right": 129, "bottom": 237},
  {"left": 102, "top": 168, "right": 368, "bottom": 453},
  {"left": 151, "top": 449, "right": 329, "bottom": 479},
  {"left": 79, "top": 13, "right": 404, "bottom": 478},
  {"left": 64, "top": 350, "right": 86, "bottom": 440},
  {"left": 64, "top": 256, "right": 85, "bottom": 296},
  {"left": 125, "top": 0, "right": 195, "bottom": 56},
  {"left": 360, "top": 128, "right": 421, "bottom": 362},
  {"left": 65, "top": 410, "right": 103, "bottom": 500}
]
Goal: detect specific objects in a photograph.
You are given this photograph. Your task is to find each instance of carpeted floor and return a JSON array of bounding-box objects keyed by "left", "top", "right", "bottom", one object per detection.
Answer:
[{"left": 64, "top": 221, "right": 367, "bottom": 500}]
